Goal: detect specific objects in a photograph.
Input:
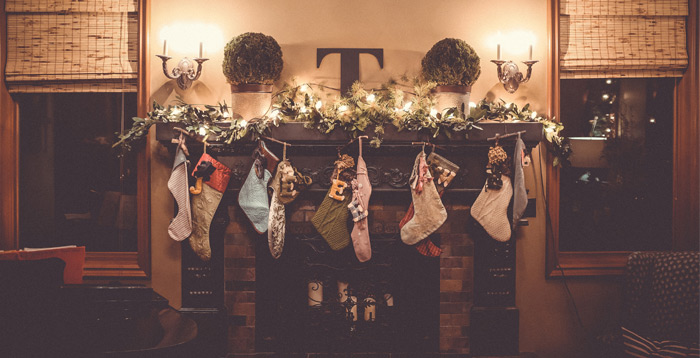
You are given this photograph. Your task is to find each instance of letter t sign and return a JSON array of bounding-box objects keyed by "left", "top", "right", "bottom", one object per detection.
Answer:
[{"left": 317, "top": 48, "right": 384, "bottom": 96}]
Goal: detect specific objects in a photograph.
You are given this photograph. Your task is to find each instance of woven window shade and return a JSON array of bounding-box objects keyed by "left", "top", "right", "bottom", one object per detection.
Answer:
[
  {"left": 5, "top": 0, "right": 138, "bottom": 93},
  {"left": 560, "top": 0, "right": 688, "bottom": 79}
]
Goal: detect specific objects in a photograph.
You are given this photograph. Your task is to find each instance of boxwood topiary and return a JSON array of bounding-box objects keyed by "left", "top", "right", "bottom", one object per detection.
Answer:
[
  {"left": 421, "top": 38, "right": 481, "bottom": 87},
  {"left": 222, "top": 32, "right": 283, "bottom": 86}
]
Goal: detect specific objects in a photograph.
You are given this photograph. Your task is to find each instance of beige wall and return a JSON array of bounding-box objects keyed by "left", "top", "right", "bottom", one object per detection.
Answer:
[{"left": 148, "top": 1, "right": 621, "bottom": 356}]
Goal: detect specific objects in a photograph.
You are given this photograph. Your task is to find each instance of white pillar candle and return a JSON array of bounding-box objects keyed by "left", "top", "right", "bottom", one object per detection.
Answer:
[
  {"left": 364, "top": 297, "right": 376, "bottom": 321},
  {"left": 163, "top": 40, "right": 168, "bottom": 56},
  {"left": 199, "top": 42, "right": 203, "bottom": 58},
  {"left": 529, "top": 45, "right": 533, "bottom": 61},
  {"left": 337, "top": 281, "right": 349, "bottom": 303},
  {"left": 349, "top": 296, "right": 358, "bottom": 321},
  {"left": 308, "top": 281, "right": 323, "bottom": 307},
  {"left": 384, "top": 293, "right": 394, "bottom": 307},
  {"left": 497, "top": 44, "right": 501, "bottom": 60}
]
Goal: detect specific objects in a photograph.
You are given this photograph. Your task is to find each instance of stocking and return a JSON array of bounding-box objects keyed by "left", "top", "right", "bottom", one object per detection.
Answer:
[
  {"left": 350, "top": 141, "right": 372, "bottom": 262},
  {"left": 238, "top": 141, "right": 279, "bottom": 234},
  {"left": 400, "top": 151, "right": 447, "bottom": 245},
  {"left": 267, "top": 160, "right": 289, "bottom": 259},
  {"left": 416, "top": 234, "right": 443, "bottom": 257},
  {"left": 312, "top": 159, "right": 355, "bottom": 251},
  {"left": 511, "top": 135, "right": 528, "bottom": 229},
  {"left": 167, "top": 143, "right": 192, "bottom": 241},
  {"left": 189, "top": 153, "right": 231, "bottom": 261},
  {"left": 470, "top": 175, "right": 513, "bottom": 242}
]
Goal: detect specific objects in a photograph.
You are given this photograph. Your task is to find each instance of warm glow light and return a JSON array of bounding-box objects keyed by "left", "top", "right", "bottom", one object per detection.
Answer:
[
  {"left": 486, "top": 30, "right": 537, "bottom": 58},
  {"left": 430, "top": 108, "right": 438, "bottom": 117},
  {"left": 649, "top": 118, "right": 656, "bottom": 123},
  {"left": 605, "top": 79, "right": 613, "bottom": 85},
  {"left": 338, "top": 105, "right": 348, "bottom": 112},
  {"left": 240, "top": 120, "right": 247, "bottom": 127},
  {"left": 159, "top": 22, "right": 225, "bottom": 56},
  {"left": 315, "top": 101, "right": 322, "bottom": 110},
  {"left": 300, "top": 84, "right": 311, "bottom": 93},
  {"left": 602, "top": 94, "right": 610, "bottom": 100},
  {"left": 198, "top": 127, "right": 207, "bottom": 136},
  {"left": 367, "top": 94, "right": 376, "bottom": 103},
  {"left": 531, "top": 111, "right": 537, "bottom": 118},
  {"left": 469, "top": 102, "right": 477, "bottom": 108},
  {"left": 403, "top": 102, "right": 412, "bottom": 111}
]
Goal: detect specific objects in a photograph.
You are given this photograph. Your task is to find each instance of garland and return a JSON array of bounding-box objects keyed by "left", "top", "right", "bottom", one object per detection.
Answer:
[{"left": 114, "top": 79, "right": 571, "bottom": 165}]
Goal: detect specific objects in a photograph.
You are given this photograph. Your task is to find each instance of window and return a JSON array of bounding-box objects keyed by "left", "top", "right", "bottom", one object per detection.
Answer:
[
  {"left": 0, "top": 0, "right": 149, "bottom": 278},
  {"left": 545, "top": 0, "right": 698, "bottom": 277}
]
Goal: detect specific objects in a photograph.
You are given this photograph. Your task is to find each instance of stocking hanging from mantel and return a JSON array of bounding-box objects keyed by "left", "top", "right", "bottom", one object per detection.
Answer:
[
  {"left": 312, "top": 155, "right": 356, "bottom": 251},
  {"left": 238, "top": 141, "right": 279, "bottom": 234},
  {"left": 350, "top": 137, "right": 372, "bottom": 262},
  {"left": 400, "top": 150, "right": 447, "bottom": 245},
  {"left": 188, "top": 153, "right": 231, "bottom": 261},
  {"left": 167, "top": 136, "right": 192, "bottom": 241}
]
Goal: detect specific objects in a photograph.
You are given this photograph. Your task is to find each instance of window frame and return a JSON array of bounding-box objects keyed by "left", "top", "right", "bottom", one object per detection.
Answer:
[
  {"left": 0, "top": 0, "right": 151, "bottom": 279},
  {"left": 545, "top": 0, "right": 699, "bottom": 277}
]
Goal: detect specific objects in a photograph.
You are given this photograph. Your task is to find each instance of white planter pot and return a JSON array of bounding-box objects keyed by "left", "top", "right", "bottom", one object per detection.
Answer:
[
  {"left": 433, "top": 85, "right": 471, "bottom": 114},
  {"left": 230, "top": 84, "right": 273, "bottom": 120}
]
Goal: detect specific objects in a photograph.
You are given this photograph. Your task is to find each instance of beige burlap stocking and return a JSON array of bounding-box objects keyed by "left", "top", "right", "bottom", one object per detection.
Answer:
[{"left": 400, "top": 151, "right": 447, "bottom": 245}]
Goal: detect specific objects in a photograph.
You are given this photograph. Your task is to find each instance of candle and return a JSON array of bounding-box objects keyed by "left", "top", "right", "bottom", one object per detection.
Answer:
[
  {"left": 308, "top": 281, "right": 323, "bottom": 307},
  {"left": 384, "top": 293, "right": 394, "bottom": 307},
  {"left": 497, "top": 44, "right": 501, "bottom": 60},
  {"left": 529, "top": 45, "right": 533, "bottom": 61},
  {"left": 349, "top": 296, "right": 358, "bottom": 321},
  {"left": 364, "top": 297, "right": 376, "bottom": 321},
  {"left": 199, "top": 42, "right": 203, "bottom": 58},
  {"left": 163, "top": 40, "right": 168, "bottom": 56},
  {"left": 337, "top": 281, "right": 349, "bottom": 303}
]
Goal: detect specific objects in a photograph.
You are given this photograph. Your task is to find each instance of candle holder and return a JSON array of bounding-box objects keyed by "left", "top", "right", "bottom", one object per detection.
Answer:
[
  {"left": 491, "top": 59, "right": 538, "bottom": 93},
  {"left": 156, "top": 55, "right": 208, "bottom": 90}
]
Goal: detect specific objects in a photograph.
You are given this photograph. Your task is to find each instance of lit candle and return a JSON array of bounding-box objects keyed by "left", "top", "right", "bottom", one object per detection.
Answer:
[
  {"left": 199, "top": 42, "right": 203, "bottom": 58},
  {"left": 529, "top": 45, "right": 533, "bottom": 61},
  {"left": 308, "top": 281, "right": 323, "bottom": 307},
  {"left": 337, "top": 281, "right": 349, "bottom": 303},
  {"left": 364, "top": 297, "right": 376, "bottom": 321},
  {"left": 349, "top": 296, "right": 358, "bottom": 321},
  {"left": 384, "top": 293, "right": 394, "bottom": 307},
  {"left": 497, "top": 44, "right": 501, "bottom": 60},
  {"left": 163, "top": 40, "right": 168, "bottom": 56}
]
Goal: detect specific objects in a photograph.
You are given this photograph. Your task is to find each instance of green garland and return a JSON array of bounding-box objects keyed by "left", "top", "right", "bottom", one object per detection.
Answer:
[{"left": 113, "top": 79, "right": 570, "bottom": 165}]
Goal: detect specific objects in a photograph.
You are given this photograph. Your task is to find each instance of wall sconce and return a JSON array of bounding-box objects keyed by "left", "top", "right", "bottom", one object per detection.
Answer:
[
  {"left": 157, "top": 40, "right": 208, "bottom": 90},
  {"left": 491, "top": 44, "right": 538, "bottom": 93}
]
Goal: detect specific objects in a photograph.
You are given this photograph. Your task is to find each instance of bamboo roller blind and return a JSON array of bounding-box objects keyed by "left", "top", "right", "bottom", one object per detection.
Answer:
[
  {"left": 560, "top": 0, "right": 689, "bottom": 78},
  {"left": 5, "top": 0, "right": 138, "bottom": 93}
]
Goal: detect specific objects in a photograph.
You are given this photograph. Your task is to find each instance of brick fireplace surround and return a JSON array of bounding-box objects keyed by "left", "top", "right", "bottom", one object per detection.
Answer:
[
  {"left": 168, "top": 122, "right": 540, "bottom": 357},
  {"left": 225, "top": 195, "right": 474, "bottom": 356}
]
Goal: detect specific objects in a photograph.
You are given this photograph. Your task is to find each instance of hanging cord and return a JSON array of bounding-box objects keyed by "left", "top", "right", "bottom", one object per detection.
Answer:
[{"left": 531, "top": 144, "right": 585, "bottom": 329}]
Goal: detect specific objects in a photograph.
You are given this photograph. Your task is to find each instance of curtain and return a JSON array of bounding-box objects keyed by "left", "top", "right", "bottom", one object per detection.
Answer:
[
  {"left": 560, "top": 0, "right": 688, "bottom": 78},
  {"left": 5, "top": 0, "right": 138, "bottom": 92}
]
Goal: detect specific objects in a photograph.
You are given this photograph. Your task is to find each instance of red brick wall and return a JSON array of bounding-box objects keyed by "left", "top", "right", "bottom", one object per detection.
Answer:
[{"left": 224, "top": 197, "right": 474, "bottom": 355}]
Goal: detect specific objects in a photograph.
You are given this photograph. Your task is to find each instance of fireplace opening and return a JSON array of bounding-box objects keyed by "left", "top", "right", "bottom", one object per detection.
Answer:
[{"left": 255, "top": 196, "right": 439, "bottom": 354}]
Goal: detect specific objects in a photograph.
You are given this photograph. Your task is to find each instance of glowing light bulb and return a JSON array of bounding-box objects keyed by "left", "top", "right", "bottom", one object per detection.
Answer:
[
  {"left": 367, "top": 94, "right": 376, "bottom": 103},
  {"left": 338, "top": 105, "right": 348, "bottom": 112},
  {"left": 530, "top": 111, "right": 537, "bottom": 119},
  {"left": 469, "top": 102, "right": 477, "bottom": 108},
  {"left": 240, "top": 120, "right": 247, "bottom": 127},
  {"left": 602, "top": 94, "right": 610, "bottom": 100},
  {"left": 222, "top": 111, "right": 230, "bottom": 119},
  {"left": 605, "top": 79, "right": 612, "bottom": 84},
  {"left": 171, "top": 107, "right": 182, "bottom": 116},
  {"left": 506, "top": 103, "right": 513, "bottom": 109},
  {"left": 605, "top": 128, "right": 612, "bottom": 133},
  {"left": 315, "top": 101, "right": 322, "bottom": 110},
  {"left": 300, "top": 107, "right": 309, "bottom": 114},
  {"left": 198, "top": 127, "right": 207, "bottom": 136},
  {"left": 403, "top": 102, "right": 412, "bottom": 111},
  {"left": 430, "top": 108, "right": 438, "bottom": 117},
  {"left": 300, "top": 84, "right": 310, "bottom": 93},
  {"left": 649, "top": 118, "right": 656, "bottom": 123}
]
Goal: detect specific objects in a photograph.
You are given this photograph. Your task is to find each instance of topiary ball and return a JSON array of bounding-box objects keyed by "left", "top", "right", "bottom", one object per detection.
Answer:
[
  {"left": 222, "top": 32, "right": 283, "bottom": 86},
  {"left": 421, "top": 38, "right": 481, "bottom": 87}
]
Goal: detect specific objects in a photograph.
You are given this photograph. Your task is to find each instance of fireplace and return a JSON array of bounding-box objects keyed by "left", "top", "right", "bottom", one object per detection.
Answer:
[{"left": 165, "top": 122, "right": 542, "bottom": 356}]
